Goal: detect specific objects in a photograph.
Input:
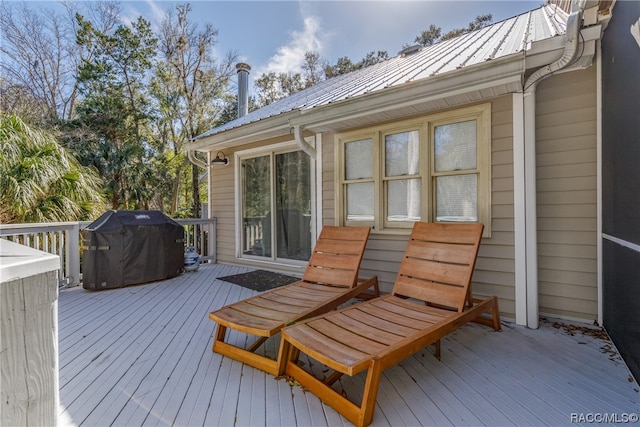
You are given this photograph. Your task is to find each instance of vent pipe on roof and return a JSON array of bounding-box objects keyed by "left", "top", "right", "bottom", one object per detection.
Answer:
[
  {"left": 236, "top": 63, "right": 251, "bottom": 118},
  {"left": 519, "top": 0, "right": 586, "bottom": 330}
]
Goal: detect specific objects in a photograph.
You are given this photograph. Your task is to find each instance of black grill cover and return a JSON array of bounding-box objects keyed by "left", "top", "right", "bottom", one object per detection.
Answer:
[{"left": 82, "top": 210, "right": 184, "bottom": 290}]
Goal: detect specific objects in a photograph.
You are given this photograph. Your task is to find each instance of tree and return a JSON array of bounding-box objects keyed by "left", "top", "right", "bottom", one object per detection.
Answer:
[
  {"left": 255, "top": 49, "right": 389, "bottom": 107},
  {"left": 412, "top": 14, "right": 493, "bottom": 46},
  {"left": 301, "top": 51, "right": 324, "bottom": 87},
  {"left": 0, "top": 114, "right": 105, "bottom": 223},
  {"left": 414, "top": 24, "right": 442, "bottom": 47},
  {"left": 466, "top": 14, "right": 493, "bottom": 32},
  {"left": 0, "top": 1, "right": 121, "bottom": 123},
  {"left": 0, "top": 78, "right": 45, "bottom": 124},
  {"left": 74, "top": 14, "right": 158, "bottom": 210},
  {"left": 360, "top": 50, "right": 389, "bottom": 68},
  {"left": 324, "top": 51, "right": 388, "bottom": 78},
  {"left": 324, "top": 56, "right": 359, "bottom": 78},
  {"left": 254, "top": 71, "right": 309, "bottom": 107},
  {"left": 216, "top": 93, "right": 258, "bottom": 125},
  {"left": 153, "top": 3, "right": 236, "bottom": 217},
  {"left": 1, "top": 2, "right": 76, "bottom": 122}
]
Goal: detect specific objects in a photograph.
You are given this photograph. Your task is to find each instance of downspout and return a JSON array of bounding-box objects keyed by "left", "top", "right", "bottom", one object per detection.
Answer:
[
  {"left": 522, "top": 0, "right": 586, "bottom": 329},
  {"left": 293, "top": 123, "right": 317, "bottom": 242},
  {"left": 187, "top": 149, "right": 208, "bottom": 169},
  {"left": 293, "top": 125, "right": 316, "bottom": 159}
]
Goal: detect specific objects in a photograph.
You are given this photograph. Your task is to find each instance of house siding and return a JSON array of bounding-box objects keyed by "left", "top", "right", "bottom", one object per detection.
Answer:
[
  {"left": 209, "top": 151, "right": 236, "bottom": 265},
  {"left": 535, "top": 66, "right": 598, "bottom": 322},
  {"left": 323, "top": 95, "right": 517, "bottom": 318},
  {"left": 210, "top": 68, "right": 599, "bottom": 324},
  {"left": 321, "top": 132, "right": 336, "bottom": 226}
]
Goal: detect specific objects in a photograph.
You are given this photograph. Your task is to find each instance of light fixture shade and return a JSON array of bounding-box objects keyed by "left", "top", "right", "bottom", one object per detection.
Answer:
[{"left": 211, "top": 151, "right": 229, "bottom": 165}]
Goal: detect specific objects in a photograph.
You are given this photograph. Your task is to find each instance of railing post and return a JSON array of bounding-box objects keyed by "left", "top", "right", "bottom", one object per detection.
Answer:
[
  {"left": 210, "top": 218, "right": 217, "bottom": 263},
  {"left": 66, "top": 223, "right": 81, "bottom": 286}
]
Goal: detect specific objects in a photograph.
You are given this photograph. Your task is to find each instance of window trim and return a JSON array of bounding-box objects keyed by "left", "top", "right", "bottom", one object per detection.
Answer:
[
  {"left": 381, "top": 125, "right": 425, "bottom": 229},
  {"left": 340, "top": 131, "right": 378, "bottom": 228},
  {"left": 335, "top": 103, "right": 492, "bottom": 236}
]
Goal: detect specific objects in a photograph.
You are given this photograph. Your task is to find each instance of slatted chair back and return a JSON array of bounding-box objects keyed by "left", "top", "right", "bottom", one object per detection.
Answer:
[
  {"left": 392, "top": 222, "right": 484, "bottom": 312},
  {"left": 301, "top": 226, "right": 371, "bottom": 288}
]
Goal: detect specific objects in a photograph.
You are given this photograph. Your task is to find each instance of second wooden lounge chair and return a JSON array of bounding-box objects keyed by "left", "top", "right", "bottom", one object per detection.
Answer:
[
  {"left": 278, "top": 222, "right": 501, "bottom": 427},
  {"left": 209, "top": 226, "right": 378, "bottom": 376}
]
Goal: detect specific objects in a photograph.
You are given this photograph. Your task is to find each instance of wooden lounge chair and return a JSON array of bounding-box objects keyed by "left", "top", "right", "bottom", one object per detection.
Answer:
[
  {"left": 278, "top": 222, "right": 501, "bottom": 427},
  {"left": 209, "top": 226, "right": 379, "bottom": 376}
]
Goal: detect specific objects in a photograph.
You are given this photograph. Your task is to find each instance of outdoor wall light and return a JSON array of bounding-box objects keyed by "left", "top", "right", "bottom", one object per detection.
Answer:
[{"left": 211, "top": 151, "right": 229, "bottom": 165}]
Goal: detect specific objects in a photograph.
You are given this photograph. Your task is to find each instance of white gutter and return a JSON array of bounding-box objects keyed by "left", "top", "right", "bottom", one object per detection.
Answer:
[
  {"left": 293, "top": 125, "right": 316, "bottom": 159},
  {"left": 187, "top": 149, "right": 208, "bottom": 169},
  {"left": 520, "top": 0, "right": 586, "bottom": 329}
]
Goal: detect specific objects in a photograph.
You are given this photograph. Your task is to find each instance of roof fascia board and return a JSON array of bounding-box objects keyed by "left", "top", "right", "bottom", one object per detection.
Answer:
[
  {"left": 187, "top": 111, "right": 299, "bottom": 151},
  {"left": 293, "top": 75, "right": 523, "bottom": 131},
  {"left": 289, "top": 55, "right": 525, "bottom": 129}
]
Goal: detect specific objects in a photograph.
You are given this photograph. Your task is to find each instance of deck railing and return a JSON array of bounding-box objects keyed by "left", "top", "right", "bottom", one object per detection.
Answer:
[
  {"left": 242, "top": 216, "right": 264, "bottom": 255},
  {"left": 0, "top": 217, "right": 217, "bottom": 287}
]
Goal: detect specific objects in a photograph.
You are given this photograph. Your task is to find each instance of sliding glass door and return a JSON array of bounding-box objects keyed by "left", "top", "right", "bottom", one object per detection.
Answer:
[{"left": 241, "top": 149, "right": 312, "bottom": 262}]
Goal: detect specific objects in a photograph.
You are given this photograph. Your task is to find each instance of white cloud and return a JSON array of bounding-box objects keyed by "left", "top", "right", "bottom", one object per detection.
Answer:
[
  {"left": 119, "top": 4, "right": 141, "bottom": 27},
  {"left": 145, "top": 0, "right": 168, "bottom": 26},
  {"left": 256, "top": 13, "right": 324, "bottom": 76},
  {"left": 120, "top": 0, "right": 167, "bottom": 30}
]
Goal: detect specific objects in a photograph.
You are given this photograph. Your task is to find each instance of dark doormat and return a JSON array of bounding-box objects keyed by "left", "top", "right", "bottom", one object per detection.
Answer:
[{"left": 218, "top": 270, "right": 299, "bottom": 292}]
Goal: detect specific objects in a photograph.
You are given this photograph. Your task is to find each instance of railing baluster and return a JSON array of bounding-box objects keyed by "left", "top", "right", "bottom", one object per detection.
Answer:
[{"left": 1, "top": 217, "right": 218, "bottom": 286}]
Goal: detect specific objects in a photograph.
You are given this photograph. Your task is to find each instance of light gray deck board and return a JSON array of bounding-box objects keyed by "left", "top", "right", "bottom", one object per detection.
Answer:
[{"left": 58, "top": 263, "right": 639, "bottom": 427}]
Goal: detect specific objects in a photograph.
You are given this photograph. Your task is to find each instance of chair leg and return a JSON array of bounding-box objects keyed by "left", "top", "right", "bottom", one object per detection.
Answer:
[
  {"left": 359, "top": 360, "right": 383, "bottom": 427},
  {"left": 371, "top": 277, "right": 380, "bottom": 297},
  {"left": 356, "top": 276, "right": 380, "bottom": 300},
  {"left": 276, "top": 338, "right": 289, "bottom": 376},
  {"left": 491, "top": 297, "right": 502, "bottom": 331},
  {"left": 434, "top": 339, "right": 441, "bottom": 360},
  {"left": 247, "top": 336, "right": 268, "bottom": 352},
  {"left": 213, "top": 324, "right": 280, "bottom": 376},
  {"left": 213, "top": 324, "right": 227, "bottom": 352},
  {"left": 324, "top": 370, "right": 344, "bottom": 386}
]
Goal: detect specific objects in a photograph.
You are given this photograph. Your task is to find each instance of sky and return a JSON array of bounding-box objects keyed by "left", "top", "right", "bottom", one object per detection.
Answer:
[{"left": 33, "top": 0, "right": 541, "bottom": 91}]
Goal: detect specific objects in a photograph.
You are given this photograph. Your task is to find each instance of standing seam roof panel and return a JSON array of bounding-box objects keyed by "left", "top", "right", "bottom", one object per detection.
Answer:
[
  {"left": 453, "top": 21, "right": 513, "bottom": 68},
  {"left": 194, "top": 5, "right": 569, "bottom": 141}
]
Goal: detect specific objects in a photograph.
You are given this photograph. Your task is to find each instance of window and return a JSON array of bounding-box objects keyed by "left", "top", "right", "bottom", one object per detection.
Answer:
[
  {"left": 384, "top": 130, "right": 421, "bottom": 226},
  {"left": 337, "top": 104, "right": 491, "bottom": 235},
  {"left": 239, "top": 147, "right": 313, "bottom": 263},
  {"left": 344, "top": 138, "right": 374, "bottom": 223},
  {"left": 433, "top": 119, "right": 478, "bottom": 222}
]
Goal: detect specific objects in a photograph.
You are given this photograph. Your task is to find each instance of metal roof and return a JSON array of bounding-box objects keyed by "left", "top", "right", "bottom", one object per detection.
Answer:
[{"left": 196, "top": 4, "right": 569, "bottom": 140}]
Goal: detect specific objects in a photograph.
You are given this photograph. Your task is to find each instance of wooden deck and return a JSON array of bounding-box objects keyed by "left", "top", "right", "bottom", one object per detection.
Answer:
[{"left": 58, "top": 263, "right": 639, "bottom": 426}]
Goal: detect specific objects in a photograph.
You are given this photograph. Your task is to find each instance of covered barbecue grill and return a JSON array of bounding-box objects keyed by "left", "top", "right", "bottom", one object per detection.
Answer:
[{"left": 82, "top": 210, "right": 184, "bottom": 290}]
